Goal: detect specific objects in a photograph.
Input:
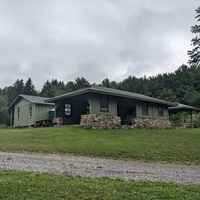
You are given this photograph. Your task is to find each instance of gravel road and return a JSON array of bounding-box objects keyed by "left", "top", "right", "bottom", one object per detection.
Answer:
[{"left": 1, "top": 151, "right": 200, "bottom": 184}]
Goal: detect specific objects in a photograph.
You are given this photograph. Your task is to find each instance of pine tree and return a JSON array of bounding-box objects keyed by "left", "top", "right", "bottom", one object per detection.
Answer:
[
  {"left": 24, "top": 78, "right": 37, "bottom": 96},
  {"left": 188, "top": 7, "right": 200, "bottom": 66},
  {"left": 6, "top": 79, "right": 25, "bottom": 105}
]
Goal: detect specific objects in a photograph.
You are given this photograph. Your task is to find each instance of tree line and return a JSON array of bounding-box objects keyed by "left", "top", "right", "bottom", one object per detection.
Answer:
[{"left": 0, "top": 64, "right": 200, "bottom": 125}]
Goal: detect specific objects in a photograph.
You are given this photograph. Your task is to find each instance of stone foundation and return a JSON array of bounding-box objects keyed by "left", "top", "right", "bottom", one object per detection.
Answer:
[
  {"left": 53, "top": 117, "right": 63, "bottom": 125},
  {"left": 80, "top": 114, "right": 121, "bottom": 129},
  {"left": 53, "top": 117, "right": 79, "bottom": 126},
  {"left": 131, "top": 118, "right": 171, "bottom": 129},
  {"left": 56, "top": 115, "right": 171, "bottom": 129}
]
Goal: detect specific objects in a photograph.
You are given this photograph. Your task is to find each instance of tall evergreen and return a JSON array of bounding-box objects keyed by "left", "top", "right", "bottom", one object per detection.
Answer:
[
  {"left": 6, "top": 79, "right": 25, "bottom": 105},
  {"left": 24, "top": 78, "right": 37, "bottom": 96},
  {"left": 188, "top": 7, "right": 200, "bottom": 66}
]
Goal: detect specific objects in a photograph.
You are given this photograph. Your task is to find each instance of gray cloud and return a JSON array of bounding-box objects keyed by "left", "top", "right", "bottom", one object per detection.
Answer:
[{"left": 0, "top": 0, "right": 199, "bottom": 90}]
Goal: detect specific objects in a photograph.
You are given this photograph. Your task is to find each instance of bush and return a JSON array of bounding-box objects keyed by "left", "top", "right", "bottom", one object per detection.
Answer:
[
  {"left": 0, "top": 124, "right": 8, "bottom": 129},
  {"left": 193, "top": 113, "right": 200, "bottom": 127}
]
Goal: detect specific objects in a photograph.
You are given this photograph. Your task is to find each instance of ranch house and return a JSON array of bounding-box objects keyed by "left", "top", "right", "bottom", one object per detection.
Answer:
[{"left": 46, "top": 84, "right": 175, "bottom": 129}]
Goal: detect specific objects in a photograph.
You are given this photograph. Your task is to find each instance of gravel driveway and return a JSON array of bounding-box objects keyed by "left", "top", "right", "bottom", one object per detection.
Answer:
[{"left": 1, "top": 151, "right": 200, "bottom": 184}]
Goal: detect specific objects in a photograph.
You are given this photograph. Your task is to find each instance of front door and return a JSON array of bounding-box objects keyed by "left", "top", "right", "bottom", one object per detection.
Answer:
[{"left": 117, "top": 101, "right": 136, "bottom": 125}]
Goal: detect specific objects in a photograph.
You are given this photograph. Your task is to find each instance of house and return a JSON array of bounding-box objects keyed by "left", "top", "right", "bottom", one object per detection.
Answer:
[
  {"left": 45, "top": 84, "right": 176, "bottom": 129},
  {"left": 8, "top": 94, "right": 55, "bottom": 127}
]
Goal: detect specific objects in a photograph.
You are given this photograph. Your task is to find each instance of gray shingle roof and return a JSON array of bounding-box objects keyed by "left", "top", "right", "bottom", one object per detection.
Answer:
[
  {"left": 8, "top": 94, "right": 54, "bottom": 111},
  {"left": 46, "top": 84, "right": 175, "bottom": 106},
  {"left": 20, "top": 95, "right": 54, "bottom": 104}
]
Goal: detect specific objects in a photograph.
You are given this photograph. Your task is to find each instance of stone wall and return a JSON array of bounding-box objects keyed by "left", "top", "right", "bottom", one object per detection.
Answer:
[
  {"left": 131, "top": 118, "right": 171, "bottom": 129},
  {"left": 80, "top": 114, "right": 121, "bottom": 129}
]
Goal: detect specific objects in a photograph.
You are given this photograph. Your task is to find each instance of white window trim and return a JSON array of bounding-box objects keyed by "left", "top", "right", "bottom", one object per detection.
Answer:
[
  {"left": 16, "top": 107, "right": 20, "bottom": 119},
  {"left": 100, "top": 97, "right": 109, "bottom": 112},
  {"left": 65, "top": 104, "right": 71, "bottom": 115}
]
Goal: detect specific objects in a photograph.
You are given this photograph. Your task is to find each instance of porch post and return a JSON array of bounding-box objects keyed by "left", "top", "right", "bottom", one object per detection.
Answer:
[
  {"left": 181, "top": 111, "right": 184, "bottom": 127},
  {"left": 191, "top": 110, "right": 193, "bottom": 128}
]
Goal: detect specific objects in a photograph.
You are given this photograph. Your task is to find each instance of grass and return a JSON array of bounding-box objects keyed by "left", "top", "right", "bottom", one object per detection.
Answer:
[
  {"left": 1, "top": 170, "right": 200, "bottom": 200},
  {"left": 0, "top": 126, "right": 200, "bottom": 164}
]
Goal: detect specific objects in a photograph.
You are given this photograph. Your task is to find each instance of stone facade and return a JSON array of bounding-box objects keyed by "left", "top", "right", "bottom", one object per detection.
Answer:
[
  {"left": 56, "top": 115, "right": 172, "bottom": 129},
  {"left": 131, "top": 118, "right": 171, "bottom": 129},
  {"left": 80, "top": 114, "right": 121, "bottom": 129},
  {"left": 81, "top": 115, "right": 171, "bottom": 129}
]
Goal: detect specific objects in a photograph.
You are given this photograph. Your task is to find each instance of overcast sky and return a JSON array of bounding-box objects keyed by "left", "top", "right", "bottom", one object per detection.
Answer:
[{"left": 0, "top": 0, "right": 199, "bottom": 90}]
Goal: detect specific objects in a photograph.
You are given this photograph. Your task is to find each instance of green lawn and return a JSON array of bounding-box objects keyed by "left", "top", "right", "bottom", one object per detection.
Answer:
[
  {"left": 1, "top": 170, "right": 200, "bottom": 200},
  {"left": 0, "top": 126, "right": 200, "bottom": 164}
]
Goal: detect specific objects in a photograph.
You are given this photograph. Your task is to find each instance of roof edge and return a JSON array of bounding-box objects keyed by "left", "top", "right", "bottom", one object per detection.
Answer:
[
  {"left": 45, "top": 85, "right": 175, "bottom": 106},
  {"left": 8, "top": 94, "right": 54, "bottom": 112}
]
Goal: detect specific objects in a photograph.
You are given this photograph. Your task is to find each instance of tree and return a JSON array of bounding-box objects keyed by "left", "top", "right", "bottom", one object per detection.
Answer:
[
  {"left": 40, "top": 80, "right": 57, "bottom": 97},
  {"left": 24, "top": 78, "right": 37, "bottom": 96},
  {"left": 188, "top": 7, "right": 200, "bottom": 66},
  {"left": 158, "top": 88, "right": 176, "bottom": 102},
  {"left": 0, "top": 94, "right": 9, "bottom": 124},
  {"left": 39, "top": 78, "right": 84, "bottom": 97},
  {"left": 109, "top": 81, "right": 118, "bottom": 89},
  {"left": 6, "top": 79, "right": 25, "bottom": 105},
  {"left": 118, "top": 76, "right": 139, "bottom": 93},
  {"left": 101, "top": 78, "right": 118, "bottom": 89},
  {"left": 13, "top": 79, "right": 24, "bottom": 94},
  {"left": 101, "top": 78, "right": 110, "bottom": 88},
  {"left": 74, "top": 77, "right": 89, "bottom": 88},
  {"left": 186, "top": 91, "right": 200, "bottom": 107},
  {"left": 65, "top": 81, "right": 76, "bottom": 93}
]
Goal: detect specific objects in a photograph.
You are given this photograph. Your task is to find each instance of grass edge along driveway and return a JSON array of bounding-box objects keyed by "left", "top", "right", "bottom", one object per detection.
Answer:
[
  {"left": 0, "top": 126, "right": 200, "bottom": 165},
  {"left": 1, "top": 170, "right": 200, "bottom": 200}
]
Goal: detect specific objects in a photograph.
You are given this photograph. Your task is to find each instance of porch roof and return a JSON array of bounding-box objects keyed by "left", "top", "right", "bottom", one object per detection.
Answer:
[
  {"left": 169, "top": 103, "right": 200, "bottom": 112},
  {"left": 46, "top": 84, "right": 175, "bottom": 106}
]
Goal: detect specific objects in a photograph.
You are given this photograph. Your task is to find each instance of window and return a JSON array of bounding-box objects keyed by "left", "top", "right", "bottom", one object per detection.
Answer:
[
  {"left": 17, "top": 107, "right": 20, "bottom": 119},
  {"left": 158, "top": 105, "right": 164, "bottom": 116},
  {"left": 100, "top": 97, "right": 108, "bottom": 112},
  {"left": 29, "top": 104, "right": 32, "bottom": 118},
  {"left": 87, "top": 106, "right": 90, "bottom": 114},
  {"left": 142, "top": 102, "right": 148, "bottom": 115},
  {"left": 65, "top": 104, "right": 71, "bottom": 115}
]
